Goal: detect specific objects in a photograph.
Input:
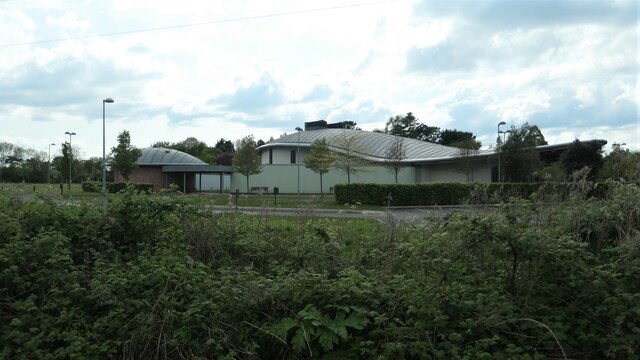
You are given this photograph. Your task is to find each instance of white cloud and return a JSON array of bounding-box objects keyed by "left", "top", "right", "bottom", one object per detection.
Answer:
[{"left": 0, "top": 0, "right": 637, "bottom": 158}]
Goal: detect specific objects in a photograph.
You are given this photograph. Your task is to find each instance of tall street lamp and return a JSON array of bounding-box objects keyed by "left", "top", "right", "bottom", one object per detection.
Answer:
[
  {"left": 497, "top": 121, "right": 506, "bottom": 182},
  {"left": 48, "top": 143, "right": 55, "bottom": 194},
  {"left": 65, "top": 131, "right": 76, "bottom": 192},
  {"left": 103, "top": 98, "right": 114, "bottom": 193},
  {"left": 295, "top": 127, "right": 303, "bottom": 195}
]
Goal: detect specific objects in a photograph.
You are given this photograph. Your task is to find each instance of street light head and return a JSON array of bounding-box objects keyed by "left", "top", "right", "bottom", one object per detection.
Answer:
[
  {"left": 498, "top": 121, "right": 506, "bottom": 126},
  {"left": 65, "top": 131, "right": 76, "bottom": 136},
  {"left": 104, "top": 98, "right": 114, "bottom": 103},
  {"left": 295, "top": 127, "right": 303, "bottom": 132}
]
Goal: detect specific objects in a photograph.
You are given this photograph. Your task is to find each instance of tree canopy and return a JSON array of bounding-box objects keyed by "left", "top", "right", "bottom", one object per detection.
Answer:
[
  {"left": 233, "top": 135, "right": 262, "bottom": 193},
  {"left": 381, "top": 112, "right": 440, "bottom": 142},
  {"left": 110, "top": 131, "right": 142, "bottom": 181},
  {"left": 500, "top": 123, "right": 547, "bottom": 182},
  {"left": 304, "top": 138, "right": 336, "bottom": 197},
  {"left": 560, "top": 139, "right": 605, "bottom": 181}
]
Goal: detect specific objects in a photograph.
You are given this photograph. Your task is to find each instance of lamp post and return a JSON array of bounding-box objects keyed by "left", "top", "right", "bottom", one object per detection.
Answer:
[
  {"left": 65, "top": 131, "right": 76, "bottom": 192},
  {"left": 295, "top": 127, "right": 303, "bottom": 195},
  {"left": 102, "top": 98, "right": 114, "bottom": 194},
  {"left": 48, "top": 143, "right": 55, "bottom": 194},
  {"left": 497, "top": 121, "right": 506, "bottom": 182}
]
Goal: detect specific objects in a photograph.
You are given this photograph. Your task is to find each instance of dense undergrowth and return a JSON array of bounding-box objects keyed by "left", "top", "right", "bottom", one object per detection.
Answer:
[{"left": 1, "top": 181, "right": 639, "bottom": 359}]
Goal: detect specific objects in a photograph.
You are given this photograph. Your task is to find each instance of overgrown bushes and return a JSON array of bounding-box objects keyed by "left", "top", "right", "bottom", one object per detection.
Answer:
[
  {"left": 334, "top": 182, "right": 610, "bottom": 206},
  {"left": 1, "top": 183, "right": 638, "bottom": 358},
  {"left": 81, "top": 181, "right": 153, "bottom": 193}
]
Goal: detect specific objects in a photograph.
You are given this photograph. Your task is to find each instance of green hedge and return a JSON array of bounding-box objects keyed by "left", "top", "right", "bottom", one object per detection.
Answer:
[
  {"left": 82, "top": 181, "right": 154, "bottom": 194},
  {"left": 81, "top": 181, "right": 101, "bottom": 193},
  {"left": 334, "top": 182, "right": 610, "bottom": 206}
]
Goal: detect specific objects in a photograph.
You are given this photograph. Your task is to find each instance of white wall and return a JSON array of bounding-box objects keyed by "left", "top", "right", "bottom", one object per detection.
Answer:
[
  {"left": 261, "top": 148, "right": 306, "bottom": 165},
  {"left": 419, "top": 159, "right": 492, "bottom": 183},
  {"left": 196, "top": 173, "right": 231, "bottom": 192}
]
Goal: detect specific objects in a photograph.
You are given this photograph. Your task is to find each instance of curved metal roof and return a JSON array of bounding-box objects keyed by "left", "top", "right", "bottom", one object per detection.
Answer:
[
  {"left": 258, "top": 129, "right": 490, "bottom": 162},
  {"left": 137, "top": 147, "right": 207, "bottom": 166}
]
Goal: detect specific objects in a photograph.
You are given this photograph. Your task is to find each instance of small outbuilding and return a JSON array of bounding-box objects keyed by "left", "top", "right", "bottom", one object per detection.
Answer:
[{"left": 119, "top": 148, "right": 232, "bottom": 193}]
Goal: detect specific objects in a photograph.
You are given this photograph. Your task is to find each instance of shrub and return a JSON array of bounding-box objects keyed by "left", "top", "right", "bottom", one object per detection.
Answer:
[
  {"left": 334, "top": 182, "right": 607, "bottom": 206},
  {"left": 81, "top": 181, "right": 101, "bottom": 192},
  {"left": 106, "top": 182, "right": 153, "bottom": 194}
]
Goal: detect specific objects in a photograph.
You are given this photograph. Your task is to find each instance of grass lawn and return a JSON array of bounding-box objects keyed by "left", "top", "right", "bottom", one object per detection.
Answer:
[
  {"left": 191, "top": 192, "right": 384, "bottom": 211},
  {"left": 0, "top": 182, "right": 101, "bottom": 201},
  {"left": 0, "top": 183, "right": 384, "bottom": 210}
]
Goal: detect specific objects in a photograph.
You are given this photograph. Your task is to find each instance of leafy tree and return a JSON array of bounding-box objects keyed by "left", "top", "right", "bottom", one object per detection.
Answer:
[
  {"left": 304, "top": 138, "right": 336, "bottom": 197},
  {"left": 333, "top": 131, "right": 368, "bottom": 184},
  {"left": 452, "top": 138, "right": 482, "bottom": 182},
  {"left": 215, "top": 138, "right": 235, "bottom": 153},
  {"left": 560, "top": 139, "right": 605, "bottom": 180},
  {"left": 110, "top": 130, "right": 142, "bottom": 181},
  {"left": 82, "top": 157, "right": 103, "bottom": 182},
  {"left": 59, "top": 142, "right": 73, "bottom": 186},
  {"left": 383, "top": 136, "right": 407, "bottom": 183},
  {"left": 216, "top": 152, "right": 234, "bottom": 166},
  {"left": 341, "top": 121, "right": 360, "bottom": 130},
  {"left": 438, "top": 129, "right": 478, "bottom": 146},
  {"left": 233, "top": 135, "right": 262, "bottom": 193},
  {"left": 500, "top": 123, "right": 547, "bottom": 182},
  {"left": 383, "top": 112, "right": 440, "bottom": 142},
  {"left": 0, "top": 142, "right": 15, "bottom": 183},
  {"left": 600, "top": 144, "right": 640, "bottom": 182},
  {"left": 150, "top": 141, "right": 171, "bottom": 148},
  {"left": 256, "top": 139, "right": 266, "bottom": 147}
]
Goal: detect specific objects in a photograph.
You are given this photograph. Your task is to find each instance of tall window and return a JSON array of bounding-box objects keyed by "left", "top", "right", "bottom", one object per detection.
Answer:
[
  {"left": 269, "top": 149, "right": 273, "bottom": 164},
  {"left": 290, "top": 150, "right": 296, "bottom": 164}
]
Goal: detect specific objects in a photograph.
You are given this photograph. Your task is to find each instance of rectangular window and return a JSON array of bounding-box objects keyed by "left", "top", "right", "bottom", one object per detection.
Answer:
[
  {"left": 290, "top": 150, "right": 296, "bottom": 164},
  {"left": 269, "top": 149, "right": 273, "bottom": 164}
]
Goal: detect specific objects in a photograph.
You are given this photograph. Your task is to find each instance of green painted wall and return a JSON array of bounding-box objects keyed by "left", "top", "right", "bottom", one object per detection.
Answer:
[{"left": 230, "top": 164, "right": 416, "bottom": 194}]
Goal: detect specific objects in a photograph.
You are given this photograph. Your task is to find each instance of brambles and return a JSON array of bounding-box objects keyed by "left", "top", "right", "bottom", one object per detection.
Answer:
[{"left": 0, "top": 184, "right": 638, "bottom": 358}]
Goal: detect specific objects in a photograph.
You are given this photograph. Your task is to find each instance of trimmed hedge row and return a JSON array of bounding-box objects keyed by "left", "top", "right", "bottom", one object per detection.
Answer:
[
  {"left": 81, "top": 181, "right": 154, "bottom": 194},
  {"left": 334, "top": 182, "right": 610, "bottom": 206}
]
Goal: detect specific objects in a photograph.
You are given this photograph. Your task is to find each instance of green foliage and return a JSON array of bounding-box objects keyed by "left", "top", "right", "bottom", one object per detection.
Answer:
[
  {"left": 304, "top": 138, "right": 336, "bottom": 196},
  {"left": 561, "top": 139, "right": 605, "bottom": 180},
  {"left": 81, "top": 181, "right": 101, "bottom": 192},
  {"left": 109, "top": 130, "right": 142, "bottom": 181},
  {"left": 1, "top": 182, "right": 639, "bottom": 358},
  {"left": 106, "top": 182, "right": 153, "bottom": 193},
  {"left": 334, "top": 182, "right": 563, "bottom": 206},
  {"left": 383, "top": 112, "right": 440, "bottom": 142},
  {"left": 233, "top": 135, "right": 262, "bottom": 193},
  {"left": 500, "top": 122, "right": 547, "bottom": 182},
  {"left": 600, "top": 144, "right": 640, "bottom": 182}
]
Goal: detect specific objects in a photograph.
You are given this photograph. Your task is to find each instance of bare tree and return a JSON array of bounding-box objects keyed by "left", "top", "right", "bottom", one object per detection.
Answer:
[
  {"left": 383, "top": 136, "right": 406, "bottom": 183},
  {"left": 452, "top": 138, "right": 481, "bottom": 182},
  {"left": 333, "top": 131, "right": 367, "bottom": 183}
]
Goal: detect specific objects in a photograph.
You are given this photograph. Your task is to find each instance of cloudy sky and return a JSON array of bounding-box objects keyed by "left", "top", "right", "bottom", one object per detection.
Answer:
[{"left": 1, "top": 0, "right": 637, "bottom": 159}]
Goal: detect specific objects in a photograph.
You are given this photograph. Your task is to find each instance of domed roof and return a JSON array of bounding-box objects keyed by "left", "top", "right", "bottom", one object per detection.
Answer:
[
  {"left": 258, "top": 128, "right": 492, "bottom": 162},
  {"left": 137, "top": 147, "right": 207, "bottom": 166}
]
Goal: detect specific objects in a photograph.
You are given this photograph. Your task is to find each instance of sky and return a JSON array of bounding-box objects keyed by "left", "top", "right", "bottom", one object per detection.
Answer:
[{"left": 1, "top": 0, "right": 638, "bottom": 159}]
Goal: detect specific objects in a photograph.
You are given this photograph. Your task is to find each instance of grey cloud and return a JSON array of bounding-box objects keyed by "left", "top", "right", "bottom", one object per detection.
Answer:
[
  {"left": 0, "top": 55, "right": 159, "bottom": 117},
  {"left": 213, "top": 72, "right": 285, "bottom": 113},
  {"left": 301, "top": 84, "right": 332, "bottom": 102},
  {"left": 327, "top": 99, "right": 392, "bottom": 126},
  {"left": 406, "top": 35, "right": 483, "bottom": 72},
  {"left": 414, "top": 0, "right": 637, "bottom": 29}
]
